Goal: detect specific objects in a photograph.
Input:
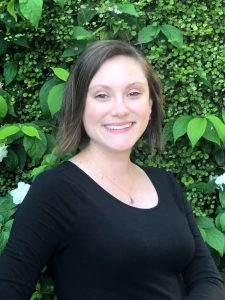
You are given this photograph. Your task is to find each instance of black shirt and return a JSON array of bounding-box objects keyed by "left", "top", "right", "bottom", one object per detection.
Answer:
[{"left": 0, "top": 161, "right": 224, "bottom": 299}]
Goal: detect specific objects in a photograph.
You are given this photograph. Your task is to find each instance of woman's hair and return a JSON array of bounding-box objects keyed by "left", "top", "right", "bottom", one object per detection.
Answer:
[{"left": 56, "top": 40, "right": 164, "bottom": 155}]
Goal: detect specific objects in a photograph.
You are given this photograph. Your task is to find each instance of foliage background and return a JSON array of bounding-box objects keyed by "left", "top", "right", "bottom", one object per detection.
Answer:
[{"left": 0, "top": 0, "right": 225, "bottom": 299}]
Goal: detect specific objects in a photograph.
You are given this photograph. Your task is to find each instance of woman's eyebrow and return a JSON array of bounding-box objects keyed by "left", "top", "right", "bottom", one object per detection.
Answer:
[
  {"left": 88, "top": 85, "right": 110, "bottom": 90},
  {"left": 89, "top": 82, "right": 147, "bottom": 90}
]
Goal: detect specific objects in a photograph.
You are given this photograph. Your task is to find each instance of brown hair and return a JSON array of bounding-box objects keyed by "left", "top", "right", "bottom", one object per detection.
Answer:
[{"left": 56, "top": 40, "right": 163, "bottom": 155}]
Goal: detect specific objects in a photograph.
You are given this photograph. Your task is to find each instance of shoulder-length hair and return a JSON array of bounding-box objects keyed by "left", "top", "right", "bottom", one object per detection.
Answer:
[{"left": 56, "top": 40, "right": 164, "bottom": 156}]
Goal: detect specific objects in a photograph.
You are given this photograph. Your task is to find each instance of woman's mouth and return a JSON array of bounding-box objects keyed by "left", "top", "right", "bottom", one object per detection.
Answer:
[{"left": 104, "top": 122, "right": 134, "bottom": 132}]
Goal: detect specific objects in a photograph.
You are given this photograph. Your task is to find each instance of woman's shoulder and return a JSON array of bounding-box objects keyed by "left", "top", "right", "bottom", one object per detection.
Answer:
[
  {"left": 29, "top": 161, "right": 80, "bottom": 196},
  {"left": 141, "top": 165, "right": 177, "bottom": 182},
  {"left": 18, "top": 161, "right": 82, "bottom": 214},
  {"left": 33, "top": 161, "right": 77, "bottom": 183},
  {"left": 142, "top": 166, "right": 184, "bottom": 200},
  {"left": 32, "top": 162, "right": 66, "bottom": 186}
]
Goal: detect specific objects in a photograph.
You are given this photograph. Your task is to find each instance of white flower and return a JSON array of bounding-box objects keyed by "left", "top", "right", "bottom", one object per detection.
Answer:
[
  {"left": 10, "top": 182, "right": 31, "bottom": 205},
  {"left": 0, "top": 81, "right": 4, "bottom": 89},
  {"left": 114, "top": 8, "right": 122, "bottom": 14},
  {"left": 108, "top": 6, "right": 122, "bottom": 14},
  {"left": 0, "top": 144, "right": 8, "bottom": 162},
  {"left": 215, "top": 173, "right": 225, "bottom": 191}
]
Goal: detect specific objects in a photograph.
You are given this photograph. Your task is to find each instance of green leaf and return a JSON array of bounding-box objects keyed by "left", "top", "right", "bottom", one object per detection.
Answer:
[
  {"left": 92, "top": 26, "right": 105, "bottom": 38},
  {"left": 47, "top": 83, "right": 65, "bottom": 117},
  {"left": 3, "top": 62, "right": 18, "bottom": 85},
  {"left": 13, "top": 144, "right": 27, "bottom": 170},
  {"left": 31, "top": 291, "right": 42, "bottom": 300},
  {"left": 0, "top": 39, "right": 9, "bottom": 56},
  {"left": 51, "top": 67, "right": 69, "bottom": 81},
  {"left": 219, "top": 191, "right": 225, "bottom": 209},
  {"left": 19, "top": 0, "right": 43, "bottom": 28},
  {"left": 31, "top": 165, "right": 48, "bottom": 178},
  {"left": 2, "top": 14, "right": 15, "bottom": 31},
  {"left": 72, "top": 26, "right": 92, "bottom": 40},
  {"left": 187, "top": 117, "right": 207, "bottom": 147},
  {"left": 116, "top": 4, "right": 138, "bottom": 16},
  {"left": 23, "top": 131, "right": 47, "bottom": 163},
  {"left": 3, "top": 148, "right": 18, "bottom": 169},
  {"left": 200, "top": 140, "right": 211, "bottom": 154},
  {"left": 205, "top": 227, "right": 225, "bottom": 256},
  {"left": 13, "top": 37, "right": 29, "bottom": 48},
  {"left": 0, "top": 125, "right": 20, "bottom": 140},
  {"left": 197, "top": 68, "right": 211, "bottom": 87},
  {"left": 203, "top": 121, "right": 221, "bottom": 146},
  {"left": 215, "top": 150, "right": 225, "bottom": 166},
  {"left": 1, "top": 209, "right": 16, "bottom": 224},
  {"left": 163, "top": 120, "right": 174, "bottom": 144},
  {"left": 218, "top": 212, "right": 225, "bottom": 231},
  {"left": 39, "top": 78, "right": 59, "bottom": 116},
  {"left": 215, "top": 213, "right": 222, "bottom": 231},
  {"left": 7, "top": 0, "right": 17, "bottom": 21},
  {"left": 0, "top": 231, "right": 10, "bottom": 253},
  {"left": 188, "top": 182, "right": 216, "bottom": 194},
  {"left": 0, "top": 196, "right": 16, "bottom": 217},
  {"left": 77, "top": 6, "right": 96, "bottom": 25},
  {"left": 198, "top": 227, "right": 207, "bottom": 241},
  {"left": 45, "top": 134, "right": 56, "bottom": 152},
  {"left": 0, "top": 214, "right": 4, "bottom": 223},
  {"left": 196, "top": 216, "right": 214, "bottom": 229},
  {"left": 7, "top": 104, "right": 16, "bottom": 117},
  {"left": 53, "top": 0, "right": 67, "bottom": 6},
  {"left": 21, "top": 125, "right": 41, "bottom": 139},
  {"left": 0, "top": 96, "right": 8, "bottom": 119},
  {"left": 160, "top": 25, "right": 183, "bottom": 50},
  {"left": 0, "top": 89, "right": 16, "bottom": 117},
  {"left": 0, "top": 196, "right": 16, "bottom": 222},
  {"left": 42, "top": 153, "right": 58, "bottom": 166},
  {"left": 206, "top": 115, "right": 225, "bottom": 143},
  {"left": 62, "top": 44, "right": 86, "bottom": 57},
  {"left": 222, "top": 110, "right": 225, "bottom": 123},
  {"left": 137, "top": 25, "right": 160, "bottom": 44},
  {"left": 0, "top": 90, "right": 11, "bottom": 102},
  {"left": 173, "top": 115, "right": 192, "bottom": 142},
  {"left": 5, "top": 219, "right": 14, "bottom": 231}
]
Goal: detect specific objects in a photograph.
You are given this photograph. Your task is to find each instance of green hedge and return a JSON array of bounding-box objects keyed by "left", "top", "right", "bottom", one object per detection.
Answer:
[{"left": 0, "top": 0, "right": 225, "bottom": 298}]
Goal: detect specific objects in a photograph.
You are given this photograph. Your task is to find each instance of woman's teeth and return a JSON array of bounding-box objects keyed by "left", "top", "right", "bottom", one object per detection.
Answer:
[{"left": 106, "top": 123, "right": 132, "bottom": 130}]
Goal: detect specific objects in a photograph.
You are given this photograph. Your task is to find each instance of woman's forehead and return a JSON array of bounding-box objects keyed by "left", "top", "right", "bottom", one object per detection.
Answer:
[{"left": 88, "top": 55, "right": 147, "bottom": 88}]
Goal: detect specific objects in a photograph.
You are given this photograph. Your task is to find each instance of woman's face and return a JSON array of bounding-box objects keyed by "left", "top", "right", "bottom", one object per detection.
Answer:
[{"left": 82, "top": 55, "right": 152, "bottom": 154}]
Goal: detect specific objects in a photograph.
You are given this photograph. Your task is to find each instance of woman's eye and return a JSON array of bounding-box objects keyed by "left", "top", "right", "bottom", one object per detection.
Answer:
[
  {"left": 128, "top": 91, "right": 141, "bottom": 97},
  {"left": 95, "top": 93, "right": 108, "bottom": 100}
]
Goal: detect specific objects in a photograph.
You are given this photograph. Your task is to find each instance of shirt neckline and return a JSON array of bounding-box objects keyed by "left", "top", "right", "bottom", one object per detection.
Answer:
[{"left": 63, "top": 160, "right": 160, "bottom": 212}]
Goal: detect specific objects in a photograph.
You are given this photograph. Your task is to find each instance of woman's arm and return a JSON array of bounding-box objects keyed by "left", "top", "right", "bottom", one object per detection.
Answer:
[
  {"left": 182, "top": 195, "right": 225, "bottom": 299},
  {"left": 165, "top": 170, "right": 225, "bottom": 299},
  {"left": 0, "top": 171, "right": 65, "bottom": 299}
]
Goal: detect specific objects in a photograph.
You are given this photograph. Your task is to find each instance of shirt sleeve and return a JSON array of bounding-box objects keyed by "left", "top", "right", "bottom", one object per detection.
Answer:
[
  {"left": 182, "top": 201, "right": 225, "bottom": 300},
  {"left": 0, "top": 170, "right": 66, "bottom": 300},
  {"left": 167, "top": 172, "right": 225, "bottom": 300}
]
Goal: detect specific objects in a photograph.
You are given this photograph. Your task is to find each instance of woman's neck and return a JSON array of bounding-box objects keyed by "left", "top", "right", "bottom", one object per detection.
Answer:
[{"left": 74, "top": 143, "right": 134, "bottom": 178}]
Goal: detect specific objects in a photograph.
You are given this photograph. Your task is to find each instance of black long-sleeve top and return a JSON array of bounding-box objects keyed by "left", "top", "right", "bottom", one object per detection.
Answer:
[{"left": 0, "top": 161, "right": 225, "bottom": 300}]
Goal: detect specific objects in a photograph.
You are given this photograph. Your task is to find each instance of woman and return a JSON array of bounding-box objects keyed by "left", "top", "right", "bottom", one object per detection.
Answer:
[{"left": 0, "top": 40, "right": 224, "bottom": 300}]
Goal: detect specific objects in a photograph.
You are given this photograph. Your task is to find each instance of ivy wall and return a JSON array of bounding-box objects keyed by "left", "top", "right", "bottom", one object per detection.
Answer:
[{"left": 0, "top": 0, "right": 225, "bottom": 298}]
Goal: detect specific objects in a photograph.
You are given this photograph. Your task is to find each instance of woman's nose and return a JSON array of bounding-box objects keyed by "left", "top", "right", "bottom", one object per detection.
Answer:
[{"left": 111, "top": 97, "right": 129, "bottom": 116}]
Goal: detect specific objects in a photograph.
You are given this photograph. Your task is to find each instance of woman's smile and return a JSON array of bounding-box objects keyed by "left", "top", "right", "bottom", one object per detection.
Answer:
[{"left": 103, "top": 122, "right": 135, "bottom": 133}]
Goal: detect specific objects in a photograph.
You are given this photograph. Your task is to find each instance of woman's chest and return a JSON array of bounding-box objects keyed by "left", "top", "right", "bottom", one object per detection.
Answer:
[{"left": 59, "top": 190, "right": 195, "bottom": 276}]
